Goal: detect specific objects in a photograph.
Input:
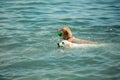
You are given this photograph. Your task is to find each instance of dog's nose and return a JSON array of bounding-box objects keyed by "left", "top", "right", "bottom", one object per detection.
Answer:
[
  {"left": 57, "top": 43, "right": 59, "bottom": 46},
  {"left": 57, "top": 43, "right": 60, "bottom": 48}
]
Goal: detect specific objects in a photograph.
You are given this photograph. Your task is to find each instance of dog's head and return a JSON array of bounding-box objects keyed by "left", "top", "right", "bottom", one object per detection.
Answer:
[
  {"left": 57, "top": 40, "right": 72, "bottom": 48},
  {"left": 58, "top": 27, "right": 73, "bottom": 40}
]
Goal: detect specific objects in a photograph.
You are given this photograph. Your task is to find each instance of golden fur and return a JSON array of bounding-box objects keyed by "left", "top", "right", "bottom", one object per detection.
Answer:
[{"left": 59, "top": 27, "right": 96, "bottom": 44}]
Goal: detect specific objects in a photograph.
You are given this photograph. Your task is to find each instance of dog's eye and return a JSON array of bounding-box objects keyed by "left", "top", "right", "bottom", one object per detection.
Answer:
[{"left": 62, "top": 42, "right": 64, "bottom": 44}]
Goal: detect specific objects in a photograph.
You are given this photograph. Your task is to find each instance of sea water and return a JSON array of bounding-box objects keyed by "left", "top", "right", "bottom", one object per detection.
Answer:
[{"left": 0, "top": 0, "right": 120, "bottom": 80}]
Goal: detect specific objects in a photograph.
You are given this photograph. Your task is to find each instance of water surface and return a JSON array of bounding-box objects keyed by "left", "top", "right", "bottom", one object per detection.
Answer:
[{"left": 0, "top": 0, "right": 120, "bottom": 80}]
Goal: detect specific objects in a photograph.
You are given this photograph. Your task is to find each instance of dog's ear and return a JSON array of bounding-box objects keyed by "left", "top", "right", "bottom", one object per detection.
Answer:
[
  {"left": 59, "top": 27, "right": 73, "bottom": 40},
  {"left": 63, "top": 27, "right": 72, "bottom": 36},
  {"left": 59, "top": 29, "right": 68, "bottom": 38},
  {"left": 62, "top": 30, "right": 70, "bottom": 40},
  {"left": 63, "top": 29, "right": 68, "bottom": 35},
  {"left": 65, "top": 42, "right": 72, "bottom": 47}
]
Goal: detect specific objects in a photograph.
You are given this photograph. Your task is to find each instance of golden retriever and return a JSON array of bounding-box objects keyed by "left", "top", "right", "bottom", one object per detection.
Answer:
[
  {"left": 57, "top": 40, "right": 98, "bottom": 48},
  {"left": 57, "top": 27, "right": 96, "bottom": 44}
]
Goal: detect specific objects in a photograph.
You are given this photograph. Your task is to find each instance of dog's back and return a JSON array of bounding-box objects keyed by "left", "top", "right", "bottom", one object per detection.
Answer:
[
  {"left": 72, "top": 43, "right": 98, "bottom": 48},
  {"left": 59, "top": 40, "right": 99, "bottom": 48}
]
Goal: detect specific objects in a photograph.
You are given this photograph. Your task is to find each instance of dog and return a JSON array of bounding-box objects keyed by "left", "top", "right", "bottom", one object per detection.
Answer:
[
  {"left": 57, "top": 40, "right": 98, "bottom": 48},
  {"left": 58, "top": 27, "right": 96, "bottom": 44}
]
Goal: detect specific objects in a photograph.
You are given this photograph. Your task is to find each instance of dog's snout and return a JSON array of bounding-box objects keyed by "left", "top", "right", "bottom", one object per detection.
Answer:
[
  {"left": 57, "top": 43, "right": 60, "bottom": 48},
  {"left": 57, "top": 43, "right": 59, "bottom": 46}
]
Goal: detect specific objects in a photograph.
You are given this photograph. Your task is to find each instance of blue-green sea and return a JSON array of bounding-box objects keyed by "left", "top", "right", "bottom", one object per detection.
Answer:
[{"left": 0, "top": 0, "right": 120, "bottom": 80}]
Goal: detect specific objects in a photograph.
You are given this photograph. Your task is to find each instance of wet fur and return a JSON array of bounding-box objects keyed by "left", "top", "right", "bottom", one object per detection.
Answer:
[
  {"left": 58, "top": 40, "right": 98, "bottom": 48},
  {"left": 59, "top": 27, "right": 96, "bottom": 44}
]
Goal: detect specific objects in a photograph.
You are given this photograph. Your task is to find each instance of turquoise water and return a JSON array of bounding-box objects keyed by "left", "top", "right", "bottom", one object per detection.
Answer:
[{"left": 0, "top": 0, "right": 120, "bottom": 80}]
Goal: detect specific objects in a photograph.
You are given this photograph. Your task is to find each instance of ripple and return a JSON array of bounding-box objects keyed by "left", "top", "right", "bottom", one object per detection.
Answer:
[{"left": 0, "top": 0, "right": 120, "bottom": 80}]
